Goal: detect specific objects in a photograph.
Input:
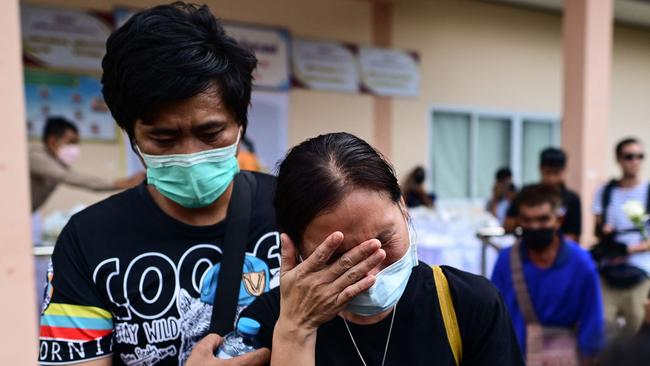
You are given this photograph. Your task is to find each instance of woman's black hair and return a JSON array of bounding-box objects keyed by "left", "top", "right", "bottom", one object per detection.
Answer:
[
  {"left": 101, "top": 2, "right": 257, "bottom": 140},
  {"left": 275, "top": 132, "right": 402, "bottom": 246}
]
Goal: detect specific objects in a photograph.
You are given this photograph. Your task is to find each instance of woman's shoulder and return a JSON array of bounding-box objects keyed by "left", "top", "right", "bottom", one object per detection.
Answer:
[{"left": 420, "top": 263, "right": 502, "bottom": 311}]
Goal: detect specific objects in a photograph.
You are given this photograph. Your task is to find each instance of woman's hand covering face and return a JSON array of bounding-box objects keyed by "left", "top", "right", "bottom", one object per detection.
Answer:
[{"left": 277, "top": 232, "right": 386, "bottom": 332}]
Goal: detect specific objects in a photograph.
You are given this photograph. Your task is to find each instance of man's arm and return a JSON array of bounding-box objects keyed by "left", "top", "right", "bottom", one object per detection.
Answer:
[
  {"left": 576, "top": 262, "right": 606, "bottom": 360},
  {"left": 30, "top": 149, "right": 144, "bottom": 191},
  {"left": 38, "top": 220, "right": 115, "bottom": 365},
  {"left": 563, "top": 194, "right": 582, "bottom": 243}
]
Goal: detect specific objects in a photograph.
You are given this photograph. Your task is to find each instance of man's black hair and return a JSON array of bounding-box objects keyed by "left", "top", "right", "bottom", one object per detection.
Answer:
[
  {"left": 516, "top": 184, "right": 562, "bottom": 212},
  {"left": 495, "top": 167, "right": 512, "bottom": 182},
  {"left": 101, "top": 2, "right": 257, "bottom": 140},
  {"left": 42, "top": 117, "right": 78, "bottom": 144},
  {"left": 539, "top": 147, "right": 567, "bottom": 169},
  {"left": 615, "top": 137, "right": 641, "bottom": 158}
]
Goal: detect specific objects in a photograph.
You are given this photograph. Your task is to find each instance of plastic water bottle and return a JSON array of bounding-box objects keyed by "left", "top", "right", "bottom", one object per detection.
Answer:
[{"left": 216, "top": 317, "right": 261, "bottom": 359}]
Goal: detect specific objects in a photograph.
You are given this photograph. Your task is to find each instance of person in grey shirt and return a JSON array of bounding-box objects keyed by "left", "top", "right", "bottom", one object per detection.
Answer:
[
  {"left": 30, "top": 116, "right": 144, "bottom": 212},
  {"left": 593, "top": 137, "right": 650, "bottom": 340}
]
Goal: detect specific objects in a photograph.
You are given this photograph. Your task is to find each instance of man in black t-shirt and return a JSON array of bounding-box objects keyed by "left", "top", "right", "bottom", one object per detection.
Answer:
[
  {"left": 38, "top": 4, "right": 276, "bottom": 366},
  {"left": 505, "top": 147, "right": 582, "bottom": 242}
]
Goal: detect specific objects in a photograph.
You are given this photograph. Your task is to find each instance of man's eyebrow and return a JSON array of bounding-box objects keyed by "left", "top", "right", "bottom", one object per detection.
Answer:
[
  {"left": 147, "top": 127, "right": 180, "bottom": 136},
  {"left": 191, "top": 120, "right": 228, "bottom": 134}
]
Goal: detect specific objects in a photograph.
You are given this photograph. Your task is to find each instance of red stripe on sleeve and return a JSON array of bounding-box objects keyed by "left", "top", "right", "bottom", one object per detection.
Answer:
[{"left": 40, "top": 325, "right": 112, "bottom": 341}]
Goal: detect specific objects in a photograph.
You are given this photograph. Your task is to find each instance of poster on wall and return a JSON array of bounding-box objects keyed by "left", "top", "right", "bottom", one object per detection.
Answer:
[
  {"left": 224, "top": 24, "right": 290, "bottom": 91},
  {"left": 291, "top": 38, "right": 359, "bottom": 92},
  {"left": 358, "top": 46, "right": 420, "bottom": 97},
  {"left": 21, "top": 5, "right": 112, "bottom": 72},
  {"left": 246, "top": 91, "right": 289, "bottom": 171},
  {"left": 25, "top": 69, "right": 116, "bottom": 141}
]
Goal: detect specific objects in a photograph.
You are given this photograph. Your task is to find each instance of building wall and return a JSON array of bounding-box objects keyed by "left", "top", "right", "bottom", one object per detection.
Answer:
[
  {"left": 24, "top": 0, "right": 650, "bottom": 215},
  {"left": 390, "top": 0, "right": 650, "bottom": 189},
  {"left": 611, "top": 25, "right": 650, "bottom": 176},
  {"left": 390, "top": 0, "right": 564, "bottom": 180}
]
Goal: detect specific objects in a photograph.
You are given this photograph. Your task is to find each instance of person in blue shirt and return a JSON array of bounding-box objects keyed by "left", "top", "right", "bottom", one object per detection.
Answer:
[{"left": 492, "top": 184, "right": 604, "bottom": 365}]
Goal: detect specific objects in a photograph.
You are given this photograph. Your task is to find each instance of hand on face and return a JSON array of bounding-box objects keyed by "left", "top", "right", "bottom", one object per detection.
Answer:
[
  {"left": 185, "top": 333, "right": 270, "bottom": 366},
  {"left": 277, "top": 232, "right": 385, "bottom": 333}
]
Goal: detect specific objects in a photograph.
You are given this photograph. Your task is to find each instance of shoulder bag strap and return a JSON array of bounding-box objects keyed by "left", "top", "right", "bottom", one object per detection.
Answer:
[
  {"left": 601, "top": 179, "right": 618, "bottom": 226},
  {"left": 432, "top": 265, "right": 462, "bottom": 366},
  {"left": 509, "top": 242, "right": 539, "bottom": 324},
  {"left": 209, "top": 172, "right": 256, "bottom": 335}
]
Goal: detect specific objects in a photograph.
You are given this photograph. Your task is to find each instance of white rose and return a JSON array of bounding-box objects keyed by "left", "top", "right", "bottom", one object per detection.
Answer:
[{"left": 623, "top": 200, "right": 645, "bottom": 220}]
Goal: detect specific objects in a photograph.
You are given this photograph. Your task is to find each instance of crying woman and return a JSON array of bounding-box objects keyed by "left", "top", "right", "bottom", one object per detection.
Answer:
[{"left": 240, "top": 132, "right": 525, "bottom": 366}]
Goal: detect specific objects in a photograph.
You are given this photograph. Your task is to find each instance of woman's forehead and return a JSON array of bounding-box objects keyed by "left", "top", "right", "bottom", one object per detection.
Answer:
[{"left": 302, "top": 190, "right": 402, "bottom": 249}]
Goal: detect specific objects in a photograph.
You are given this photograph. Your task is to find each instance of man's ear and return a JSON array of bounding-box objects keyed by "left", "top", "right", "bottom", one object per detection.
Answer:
[{"left": 45, "top": 135, "right": 58, "bottom": 152}]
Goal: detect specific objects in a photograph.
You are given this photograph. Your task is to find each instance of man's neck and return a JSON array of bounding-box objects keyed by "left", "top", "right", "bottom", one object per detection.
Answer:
[
  {"left": 620, "top": 174, "right": 640, "bottom": 188},
  {"left": 527, "top": 236, "right": 561, "bottom": 269},
  {"left": 147, "top": 183, "right": 234, "bottom": 226}
]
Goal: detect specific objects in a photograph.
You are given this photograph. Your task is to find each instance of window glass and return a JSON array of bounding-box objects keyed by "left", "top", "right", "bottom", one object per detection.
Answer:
[
  {"left": 476, "top": 117, "right": 511, "bottom": 198},
  {"left": 431, "top": 111, "right": 471, "bottom": 198}
]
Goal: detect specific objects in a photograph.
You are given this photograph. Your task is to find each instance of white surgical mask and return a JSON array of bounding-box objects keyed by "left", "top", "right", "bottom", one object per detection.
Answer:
[
  {"left": 57, "top": 144, "right": 81, "bottom": 166},
  {"left": 345, "top": 229, "right": 418, "bottom": 317}
]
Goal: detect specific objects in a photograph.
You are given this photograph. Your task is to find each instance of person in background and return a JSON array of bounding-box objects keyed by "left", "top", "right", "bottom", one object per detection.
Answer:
[
  {"left": 505, "top": 147, "right": 582, "bottom": 242},
  {"left": 492, "top": 184, "right": 604, "bottom": 365},
  {"left": 486, "top": 167, "right": 517, "bottom": 225},
  {"left": 37, "top": 3, "right": 276, "bottom": 366},
  {"left": 29, "top": 116, "right": 144, "bottom": 212},
  {"left": 238, "top": 136, "right": 263, "bottom": 172},
  {"left": 592, "top": 137, "right": 650, "bottom": 341},
  {"left": 402, "top": 165, "right": 436, "bottom": 208}
]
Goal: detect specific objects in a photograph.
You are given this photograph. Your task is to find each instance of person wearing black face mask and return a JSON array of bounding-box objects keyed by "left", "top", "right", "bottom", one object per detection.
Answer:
[{"left": 491, "top": 184, "right": 605, "bottom": 366}]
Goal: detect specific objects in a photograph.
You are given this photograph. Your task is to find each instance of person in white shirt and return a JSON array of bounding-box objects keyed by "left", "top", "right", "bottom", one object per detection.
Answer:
[{"left": 593, "top": 137, "right": 650, "bottom": 340}]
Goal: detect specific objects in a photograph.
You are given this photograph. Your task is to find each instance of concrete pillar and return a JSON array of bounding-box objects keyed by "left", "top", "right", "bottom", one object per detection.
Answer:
[
  {"left": 562, "top": 0, "right": 613, "bottom": 245},
  {"left": 0, "top": 0, "right": 38, "bottom": 363},
  {"left": 372, "top": 1, "right": 393, "bottom": 158}
]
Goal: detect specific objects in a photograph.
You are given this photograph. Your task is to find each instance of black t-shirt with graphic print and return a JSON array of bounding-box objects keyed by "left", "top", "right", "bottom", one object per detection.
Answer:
[
  {"left": 241, "top": 263, "right": 525, "bottom": 366},
  {"left": 38, "top": 172, "right": 281, "bottom": 365}
]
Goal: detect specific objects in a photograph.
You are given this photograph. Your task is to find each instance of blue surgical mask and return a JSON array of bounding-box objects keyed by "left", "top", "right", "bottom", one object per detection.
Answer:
[
  {"left": 137, "top": 133, "right": 240, "bottom": 208},
  {"left": 345, "top": 230, "right": 418, "bottom": 317}
]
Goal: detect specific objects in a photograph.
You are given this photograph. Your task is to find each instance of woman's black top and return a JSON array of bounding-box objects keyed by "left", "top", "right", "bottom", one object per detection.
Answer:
[{"left": 241, "top": 263, "right": 525, "bottom": 365}]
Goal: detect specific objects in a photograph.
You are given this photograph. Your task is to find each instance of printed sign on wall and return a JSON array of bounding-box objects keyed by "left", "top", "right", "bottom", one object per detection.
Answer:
[
  {"left": 292, "top": 38, "right": 420, "bottom": 97},
  {"left": 25, "top": 69, "right": 116, "bottom": 141},
  {"left": 292, "top": 39, "right": 359, "bottom": 93},
  {"left": 224, "top": 24, "right": 290, "bottom": 91},
  {"left": 358, "top": 46, "right": 420, "bottom": 97},
  {"left": 21, "top": 5, "right": 112, "bottom": 72}
]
